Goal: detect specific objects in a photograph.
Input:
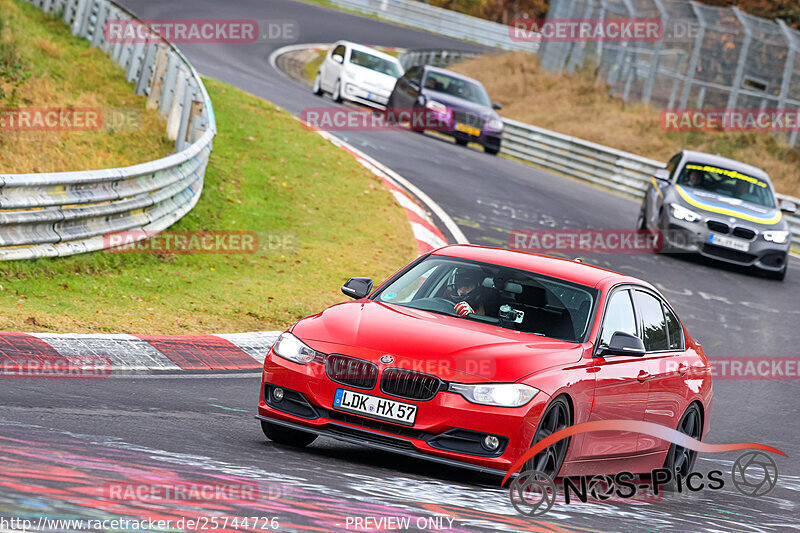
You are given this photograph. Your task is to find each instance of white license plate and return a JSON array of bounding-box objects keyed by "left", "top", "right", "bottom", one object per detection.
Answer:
[
  {"left": 333, "top": 388, "right": 417, "bottom": 425},
  {"left": 709, "top": 233, "right": 750, "bottom": 252}
]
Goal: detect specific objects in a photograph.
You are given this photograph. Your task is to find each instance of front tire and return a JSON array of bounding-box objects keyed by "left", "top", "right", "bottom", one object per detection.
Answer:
[
  {"left": 332, "top": 79, "right": 342, "bottom": 103},
  {"left": 485, "top": 146, "right": 499, "bottom": 155},
  {"left": 312, "top": 72, "right": 323, "bottom": 96},
  {"left": 261, "top": 420, "right": 317, "bottom": 447},
  {"left": 636, "top": 207, "right": 647, "bottom": 230},
  {"left": 455, "top": 138, "right": 469, "bottom": 146},
  {"left": 524, "top": 396, "right": 572, "bottom": 479},
  {"left": 762, "top": 263, "right": 787, "bottom": 281},
  {"left": 662, "top": 403, "right": 702, "bottom": 490}
]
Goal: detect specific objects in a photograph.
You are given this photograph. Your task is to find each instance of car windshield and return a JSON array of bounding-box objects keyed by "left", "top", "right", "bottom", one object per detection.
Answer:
[
  {"left": 422, "top": 71, "right": 491, "bottom": 106},
  {"left": 373, "top": 256, "right": 597, "bottom": 342},
  {"left": 349, "top": 50, "right": 402, "bottom": 78},
  {"left": 677, "top": 162, "right": 775, "bottom": 208}
]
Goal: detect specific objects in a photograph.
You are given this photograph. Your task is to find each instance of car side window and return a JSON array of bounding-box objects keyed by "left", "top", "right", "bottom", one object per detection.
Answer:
[
  {"left": 664, "top": 305, "right": 684, "bottom": 350},
  {"left": 406, "top": 67, "right": 422, "bottom": 86},
  {"left": 332, "top": 45, "right": 346, "bottom": 60},
  {"left": 666, "top": 154, "right": 681, "bottom": 179},
  {"left": 599, "top": 290, "right": 637, "bottom": 347},
  {"left": 633, "top": 291, "right": 668, "bottom": 352}
]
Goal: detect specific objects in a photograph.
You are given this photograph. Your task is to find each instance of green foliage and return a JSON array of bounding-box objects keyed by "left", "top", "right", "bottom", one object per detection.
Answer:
[{"left": 0, "top": 11, "right": 30, "bottom": 106}]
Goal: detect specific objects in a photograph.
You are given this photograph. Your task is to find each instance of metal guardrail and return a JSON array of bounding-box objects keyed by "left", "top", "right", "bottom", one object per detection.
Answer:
[
  {"left": 540, "top": 0, "right": 800, "bottom": 147},
  {"left": 0, "top": 0, "right": 216, "bottom": 260},
  {"left": 398, "top": 49, "right": 480, "bottom": 70},
  {"left": 326, "top": 0, "right": 538, "bottom": 53},
  {"left": 500, "top": 118, "right": 800, "bottom": 246}
]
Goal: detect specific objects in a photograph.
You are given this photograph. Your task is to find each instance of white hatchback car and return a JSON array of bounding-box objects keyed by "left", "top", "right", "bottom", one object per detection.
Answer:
[{"left": 312, "top": 41, "right": 404, "bottom": 108}]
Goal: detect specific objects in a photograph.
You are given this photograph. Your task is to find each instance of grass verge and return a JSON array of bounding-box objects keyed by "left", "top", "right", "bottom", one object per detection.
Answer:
[
  {"left": 303, "top": 50, "right": 327, "bottom": 82},
  {"left": 450, "top": 52, "right": 800, "bottom": 198},
  {"left": 0, "top": 0, "right": 172, "bottom": 173},
  {"left": 0, "top": 12, "right": 416, "bottom": 333}
]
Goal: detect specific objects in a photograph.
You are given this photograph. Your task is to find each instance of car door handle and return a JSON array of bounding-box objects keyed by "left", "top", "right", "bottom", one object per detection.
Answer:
[
  {"left": 637, "top": 370, "right": 651, "bottom": 382},
  {"left": 678, "top": 363, "right": 689, "bottom": 375}
]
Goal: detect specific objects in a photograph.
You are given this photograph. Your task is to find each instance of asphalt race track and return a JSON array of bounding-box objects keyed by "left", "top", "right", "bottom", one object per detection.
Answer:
[{"left": 2, "top": 0, "right": 799, "bottom": 531}]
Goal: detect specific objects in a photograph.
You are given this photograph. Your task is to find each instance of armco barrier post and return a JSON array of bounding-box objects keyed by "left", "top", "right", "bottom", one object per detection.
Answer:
[
  {"left": 167, "top": 71, "right": 188, "bottom": 141},
  {"left": 175, "top": 82, "right": 195, "bottom": 152},
  {"left": 126, "top": 41, "right": 145, "bottom": 83},
  {"left": 135, "top": 42, "right": 158, "bottom": 95},
  {"left": 159, "top": 53, "right": 179, "bottom": 119},
  {"left": 186, "top": 101, "right": 205, "bottom": 145},
  {"left": 75, "top": 0, "right": 94, "bottom": 37},
  {"left": 91, "top": 1, "right": 109, "bottom": 47},
  {"left": 146, "top": 45, "right": 169, "bottom": 109},
  {"left": 61, "top": 0, "right": 76, "bottom": 25}
]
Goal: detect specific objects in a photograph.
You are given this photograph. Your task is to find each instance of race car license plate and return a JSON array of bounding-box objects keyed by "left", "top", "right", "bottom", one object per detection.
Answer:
[
  {"left": 455, "top": 123, "right": 481, "bottom": 136},
  {"left": 709, "top": 233, "right": 750, "bottom": 252},
  {"left": 333, "top": 388, "right": 417, "bottom": 425}
]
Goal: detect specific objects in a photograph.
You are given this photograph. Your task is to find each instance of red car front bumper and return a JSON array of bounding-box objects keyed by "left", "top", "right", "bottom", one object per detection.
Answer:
[{"left": 257, "top": 350, "right": 550, "bottom": 475}]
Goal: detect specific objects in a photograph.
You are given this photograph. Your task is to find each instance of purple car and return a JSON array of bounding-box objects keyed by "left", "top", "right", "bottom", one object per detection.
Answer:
[{"left": 387, "top": 65, "right": 503, "bottom": 155}]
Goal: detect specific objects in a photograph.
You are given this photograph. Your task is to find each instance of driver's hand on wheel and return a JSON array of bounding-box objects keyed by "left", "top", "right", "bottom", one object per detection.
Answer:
[{"left": 454, "top": 301, "right": 474, "bottom": 316}]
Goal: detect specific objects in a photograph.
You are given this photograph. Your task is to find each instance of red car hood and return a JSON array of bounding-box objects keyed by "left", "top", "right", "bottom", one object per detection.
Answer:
[{"left": 291, "top": 300, "right": 583, "bottom": 383}]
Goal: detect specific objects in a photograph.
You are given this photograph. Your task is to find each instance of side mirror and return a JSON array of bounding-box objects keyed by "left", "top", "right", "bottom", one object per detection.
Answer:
[
  {"left": 779, "top": 199, "right": 797, "bottom": 214},
  {"left": 332, "top": 54, "right": 344, "bottom": 64},
  {"left": 654, "top": 169, "right": 670, "bottom": 183},
  {"left": 492, "top": 102, "right": 503, "bottom": 110},
  {"left": 341, "top": 277, "right": 373, "bottom": 299},
  {"left": 416, "top": 94, "right": 426, "bottom": 107},
  {"left": 598, "top": 331, "right": 646, "bottom": 357}
]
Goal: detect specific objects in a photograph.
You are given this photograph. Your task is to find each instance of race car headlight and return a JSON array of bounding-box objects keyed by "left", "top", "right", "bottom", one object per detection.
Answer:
[
  {"left": 488, "top": 118, "right": 504, "bottom": 130},
  {"left": 448, "top": 383, "right": 538, "bottom": 407},
  {"left": 670, "top": 203, "right": 701, "bottom": 223},
  {"left": 763, "top": 230, "right": 789, "bottom": 244},
  {"left": 425, "top": 100, "right": 447, "bottom": 113},
  {"left": 272, "top": 333, "right": 316, "bottom": 365}
]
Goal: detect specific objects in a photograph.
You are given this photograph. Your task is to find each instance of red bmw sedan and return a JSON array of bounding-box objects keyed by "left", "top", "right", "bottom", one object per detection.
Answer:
[{"left": 257, "top": 245, "right": 713, "bottom": 480}]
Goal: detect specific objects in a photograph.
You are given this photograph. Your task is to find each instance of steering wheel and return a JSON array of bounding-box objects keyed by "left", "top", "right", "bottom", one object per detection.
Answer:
[{"left": 405, "top": 297, "right": 459, "bottom": 315}]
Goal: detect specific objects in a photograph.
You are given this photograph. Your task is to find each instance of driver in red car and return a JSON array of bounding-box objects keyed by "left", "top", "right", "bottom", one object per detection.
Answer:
[{"left": 446, "top": 267, "right": 486, "bottom": 316}]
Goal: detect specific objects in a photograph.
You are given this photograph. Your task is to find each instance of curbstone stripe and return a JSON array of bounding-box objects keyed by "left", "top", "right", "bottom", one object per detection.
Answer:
[{"left": 0, "top": 331, "right": 281, "bottom": 374}]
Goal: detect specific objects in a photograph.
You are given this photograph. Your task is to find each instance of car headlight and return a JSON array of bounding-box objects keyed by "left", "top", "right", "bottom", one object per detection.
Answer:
[
  {"left": 763, "top": 230, "right": 789, "bottom": 244},
  {"left": 670, "top": 203, "right": 701, "bottom": 223},
  {"left": 425, "top": 100, "right": 447, "bottom": 113},
  {"left": 448, "top": 383, "right": 538, "bottom": 407},
  {"left": 272, "top": 332, "right": 317, "bottom": 365},
  {"left": 488, "top": 118, "right": 504, "bottom": 130}
]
